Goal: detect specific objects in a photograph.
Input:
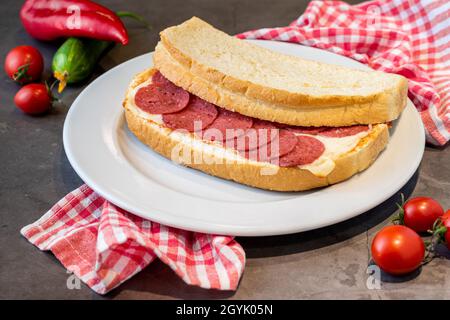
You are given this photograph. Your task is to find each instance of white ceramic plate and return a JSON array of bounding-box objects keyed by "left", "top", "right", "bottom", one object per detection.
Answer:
[{"left": 63, "top": 40, "right": 425, "bottom": 236}]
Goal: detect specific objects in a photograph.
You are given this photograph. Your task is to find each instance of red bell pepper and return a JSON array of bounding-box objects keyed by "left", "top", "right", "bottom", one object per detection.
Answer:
[{"left": 20, "top": 0, "right": 129, "bottom": 45}]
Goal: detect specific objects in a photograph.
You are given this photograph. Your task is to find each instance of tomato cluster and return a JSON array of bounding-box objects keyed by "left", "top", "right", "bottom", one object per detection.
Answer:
[
  {"left": 371, "top": 196, "right": 448, "bottom": 276},
  {"left": 4, "top": 45, "right": 53, "bottom": 114}
]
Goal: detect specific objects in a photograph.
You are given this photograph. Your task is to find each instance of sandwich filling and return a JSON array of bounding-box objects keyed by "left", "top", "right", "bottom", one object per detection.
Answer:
[{"left": 128, "top": 71, "right": 379, "bottom": 177}]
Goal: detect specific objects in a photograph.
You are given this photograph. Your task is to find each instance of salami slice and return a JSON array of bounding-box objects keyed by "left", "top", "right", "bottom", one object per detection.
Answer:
[
  {"left": 283, "top": 125, "right": 326, "bottom": 135},
  {"left": 252, "top": 119, "right": 278, "bottom": 145},
  {"left": 279, "top": 135, "right": 325, "bottom": 167},
  {"left": 206, "top": 109, "right": 253, "bottom": 141},
  {"left": 162, "top": 96, "right": 218, "bottom": 132},
  {"left": 267, "top": 129, "right": 298, "bottom": 159},
  {"left": 135, "top": 82, "right": 190, "bottom": 114},
  {"left": 152, "top": 71, "right": 172, "bottom": 86},
  {"left": 253, "top": 119, "right": 277, "bottom": 129},
  {"left": 242, "top": 129, "right": 297, "bottom": 163},
  {"left": 233, "top": 121, "right": 279, "bottom": 152},
  {"left": 319, "top": 125, "right": 369, "bottom": 137}
]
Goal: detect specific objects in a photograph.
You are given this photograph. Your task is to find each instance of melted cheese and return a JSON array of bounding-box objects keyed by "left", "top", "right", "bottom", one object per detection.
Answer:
[
  {"left": 296, "top": 131, "right": 369, "bottom": 177},
  {"left": 127, "top": 79, "right": 375, "bottom": 177}
]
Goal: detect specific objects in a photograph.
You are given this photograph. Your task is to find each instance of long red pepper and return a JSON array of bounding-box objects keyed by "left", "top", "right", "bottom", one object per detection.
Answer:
[{"left": 20, "top": 0, "right": 129, "bottom": 45}]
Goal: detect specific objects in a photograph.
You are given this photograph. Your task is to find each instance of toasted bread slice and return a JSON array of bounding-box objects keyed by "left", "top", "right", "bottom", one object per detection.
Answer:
[
  {"left": 122, "top": 68, "right": 389, "bottom": 191},
  {"left": 153, "top": 17, "right": 407, "bottom": 127}
]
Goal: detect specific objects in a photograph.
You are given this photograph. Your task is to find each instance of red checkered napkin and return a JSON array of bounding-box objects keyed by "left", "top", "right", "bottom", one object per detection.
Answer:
[
  {"left": 238, "top": 0, "right": 450, "bottom": 146},
  {"left": 21, "top": 185, "right": 245, "bottom": 294}
]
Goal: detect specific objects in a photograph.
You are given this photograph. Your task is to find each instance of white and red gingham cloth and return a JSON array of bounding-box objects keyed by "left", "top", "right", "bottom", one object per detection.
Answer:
[
  {"left": 21, "top": 185, "right": 245, "bottom": 294},
  {"left": 239, "top": 0, "right": 450, "bottom": 146},
  {"left": 22, "top": 0, "right": 449, "bottom": 295}
]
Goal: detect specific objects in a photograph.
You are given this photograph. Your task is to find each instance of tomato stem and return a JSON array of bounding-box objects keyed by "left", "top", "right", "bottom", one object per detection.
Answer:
[
  {"left": 422, "top": 217, "right": 449, "bottom": 265},
  {"left": 45, "top": 80, "right": 60, "bottom": 104},
  {"left": 392, "top": 193, "right": 406, "bottom": 224},
  {"left": 13, "top": 63, "right": 32, "bottom": 82},
  {"left": 49, "top": 78, "right": 59, "bottom": 92}
]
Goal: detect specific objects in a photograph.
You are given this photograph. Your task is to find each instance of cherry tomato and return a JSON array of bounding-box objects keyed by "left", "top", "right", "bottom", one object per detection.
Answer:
[
  {"left": 14, "top": 84, "right": 51, "bottom": 115},
  {"left": 4, "top": 45, "right": 43, "bottom": 84},
  {"left": 403, "top": 197, "right": 444, "bottom": 233},
  {"left": 371, "top": 225, "right": 425, "bottom": 275},
  {"left": 440, "top": 210, "right": 450, "bottom": 249}
]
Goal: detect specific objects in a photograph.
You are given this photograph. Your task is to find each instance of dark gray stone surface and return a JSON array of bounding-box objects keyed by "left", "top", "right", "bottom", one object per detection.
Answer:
[{"left": 0, "top": 0, "right": 448, "bottom": 300}]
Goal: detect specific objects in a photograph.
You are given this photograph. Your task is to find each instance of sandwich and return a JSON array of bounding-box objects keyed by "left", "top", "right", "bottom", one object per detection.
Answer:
[{"left": 122, "top": 17, "right": 407, "bottom": 191}]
